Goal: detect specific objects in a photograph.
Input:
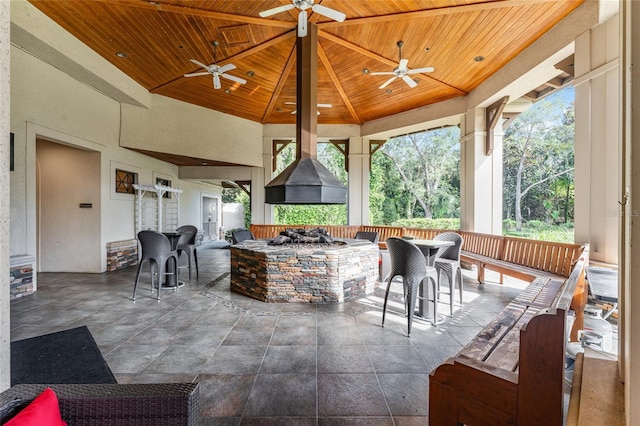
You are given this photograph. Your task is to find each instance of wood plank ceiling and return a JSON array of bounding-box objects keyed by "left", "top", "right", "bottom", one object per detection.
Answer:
[{"left": 29, "top": 0, "right": 583, "bottom": 128}]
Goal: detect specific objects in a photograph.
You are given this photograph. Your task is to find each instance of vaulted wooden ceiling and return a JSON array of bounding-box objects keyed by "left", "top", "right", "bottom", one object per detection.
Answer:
[{"left": 29, "top": 0, "right": 583, "bottom": 126}]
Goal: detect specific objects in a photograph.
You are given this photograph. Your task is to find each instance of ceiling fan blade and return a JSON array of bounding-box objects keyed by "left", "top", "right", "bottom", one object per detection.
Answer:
[
  {"left": 370, "top": 71, "right": 393, "bottom": 75},
  {"left": 298, "top": 10, "right": 308, "bottom": 37},
  {"left": 379, "top": 76, "right": 396, "bottom": 89},
  {"left": 213, "top": 74, "right": 221, "bottom": 90},
  {"left": 189, "top": 59, "right": 210, "bottom": 70},
  {"left": 291, "top": 109, "right": 322, "bottom": 115},
  {"left": 221, "top": 73, "right": 247, "bottom": 85},
  {"left": 402, "top": 75, "right": 418, "bottom": 88},
  {"left": 398, "top": 58, "right": 409, "bottom": 70},
  {"left": 318, "top": 104, "right": 332, "bottom": 108},
  {"left": 217, "top": 63, "right": 236, "bottom": 74},
  {"left": 184, "top": 72, "right": 211, "bottom": 77},
  {"left": 408, "top": 67, "right": 435, "bottom": 74},
  {"left": 311, "top": 4, "right": 346, "bottom": 22},
  {"left": 259, "top": 4, "right": 294, "bottom": 17}
]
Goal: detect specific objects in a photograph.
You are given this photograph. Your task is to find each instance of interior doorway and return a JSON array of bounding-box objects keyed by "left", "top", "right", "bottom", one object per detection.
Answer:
[{"left": 202, "top": 196, "right": 219, "bottom": 241}]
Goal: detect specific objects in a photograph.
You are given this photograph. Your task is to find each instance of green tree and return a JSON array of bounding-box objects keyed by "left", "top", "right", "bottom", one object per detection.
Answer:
[
  {"left": 371, "top": 127, "right": 460, "bottom": 222},
  {"left": 273, "top": 143, "right": 348, "bottom": 225},
  {"left": 503, "top": 89, "right": 574, "bottom": 230}
]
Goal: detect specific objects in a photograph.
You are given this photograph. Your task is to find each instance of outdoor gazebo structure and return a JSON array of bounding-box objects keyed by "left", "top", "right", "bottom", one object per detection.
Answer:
[{"left": 3, "top": 0, "right": 640, "bottom": 422}]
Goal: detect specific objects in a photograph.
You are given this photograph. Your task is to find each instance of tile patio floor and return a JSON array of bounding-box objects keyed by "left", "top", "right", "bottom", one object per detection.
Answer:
[{"left": 10, "top": 246, "right": 527, "bottom": 425}]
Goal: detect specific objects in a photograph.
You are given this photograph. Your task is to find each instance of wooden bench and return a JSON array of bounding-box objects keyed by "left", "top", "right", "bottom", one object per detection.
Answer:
[
  {"left": 458, "top": 231, "right": 584, "bottom": 284},
  {"left": 428, "top": 245, "right": 589, "bottom": 426},
  {"left": 249, "top": 226, "right": 584, "bottom": 285}
]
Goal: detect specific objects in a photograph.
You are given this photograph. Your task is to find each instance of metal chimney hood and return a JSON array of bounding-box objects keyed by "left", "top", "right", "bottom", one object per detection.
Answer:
[{"left": 265, "top": 24, "right": 347, "bottom": 205}]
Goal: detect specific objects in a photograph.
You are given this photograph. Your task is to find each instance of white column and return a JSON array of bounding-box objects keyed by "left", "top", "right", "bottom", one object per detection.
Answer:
[
  {"left": 0, "top": 0, "right": 10, "bottom": 391},
  {"left": 574, "top": 16, "right": 620, "bottom": 264},
  {"left": 622, "top": 2, "right": 638, "bottom": 422},
  {"left": 459, "top": 108, "right": 503, "bottom": 234},
  {"left": 347, "top": 136, "right": 369, "bottom": 225},
  {"left": 254, "top": 136, "right": 273, "bottom": 225}
]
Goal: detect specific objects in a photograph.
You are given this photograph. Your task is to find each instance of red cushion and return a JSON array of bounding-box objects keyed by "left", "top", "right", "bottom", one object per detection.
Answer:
[{"left": 5, "top": 387, "right": 67, "bottom": 426}]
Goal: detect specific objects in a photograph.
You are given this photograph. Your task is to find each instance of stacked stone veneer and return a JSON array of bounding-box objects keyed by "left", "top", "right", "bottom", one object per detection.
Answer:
[
  {"left": 230, "top": 240, "right": 379, "bottom": 303},
  {"left": 106, "top": 239, "right": 138, "bottom": 272},
  {"left": 10, "top": 255, "right": 35, "bottom": 300}
]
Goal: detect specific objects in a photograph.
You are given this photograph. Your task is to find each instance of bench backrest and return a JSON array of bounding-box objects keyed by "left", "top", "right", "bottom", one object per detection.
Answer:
[
  {"left": 502, "top": 237, "right": 583, "bottom": 278},
  {"left": 458, "top": 230, "right": 505, "bottom": 258},
  {"left": 402, "top": 228, "right": 443, "bottom": 240},
  {"left": 430, "top": 244, "right": 589, "bottom": 426},
  {"left": 248, "top": 225, "right": 584, "bottom": 278}
]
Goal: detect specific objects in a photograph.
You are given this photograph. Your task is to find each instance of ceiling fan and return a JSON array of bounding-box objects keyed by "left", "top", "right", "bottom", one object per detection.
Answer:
[
  {"left": 285, "top": 102, "right": 332, "bottom": 115},
  {"left": 371, "top": 41, "right": 434, "bottom": 89},
  {"left": 259, "top": 0, "right": 346, "bottom": 37},
  {"left": 183, "top": 41, "right": 246, "bottom": 90}
]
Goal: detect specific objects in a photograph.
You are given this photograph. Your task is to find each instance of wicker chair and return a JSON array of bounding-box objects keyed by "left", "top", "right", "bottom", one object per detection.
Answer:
[
  {"left": 176, "top": 225, "right": 199, "bottom": 281},
  {"left": 354, "top": 231, "right": 379, "bottom": 244},
  {"left": 433, "top": 232, "right": 464, "bottom": 314},
  {"left": 0, "top": 383, "right": 200, "bottom": 425},
  {"left": 133, "top": 230, "right": 179, "bottom": 301},
  {"left": 382, "top": 237, "right": 439, "bottom": 336},
  {"left": 231, "top": 229, "right": 255, "bottom": 244}
]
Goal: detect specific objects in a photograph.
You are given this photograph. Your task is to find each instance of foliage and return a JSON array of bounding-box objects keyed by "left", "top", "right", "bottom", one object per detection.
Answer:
[
  {"left": 392, "top": 218, "right": 460, "bottom": 230},
  {"left": 221, "top": 188, "right": 251, "bottom": 229},
  {"left": 235, "top": 88, "right": 575, "bottom": 245},
  {"left": 370, "top": 126, "right": 460, "bottom": 223},
  {"left": 503, "top": 88, "right": 575, "bottom": 231},
  {"left": 503, "top": 221, "right": 574, "bottom": 243},
  {"left": 273, "top": 143, "right": 347, "bottom": 225}
]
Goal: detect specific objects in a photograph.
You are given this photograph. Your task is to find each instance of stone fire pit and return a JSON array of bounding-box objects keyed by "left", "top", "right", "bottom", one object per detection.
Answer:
[{"left": 230, "top": 234, "right": 379, "bottom": 303}]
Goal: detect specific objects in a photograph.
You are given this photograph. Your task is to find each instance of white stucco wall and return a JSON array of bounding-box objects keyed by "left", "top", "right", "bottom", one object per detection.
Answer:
[
  {"left": 10, "top": 45, "right": 225, "bottom": 272},
  {"left": 120, "top": 96, "right": 263, "bottom": 168}
]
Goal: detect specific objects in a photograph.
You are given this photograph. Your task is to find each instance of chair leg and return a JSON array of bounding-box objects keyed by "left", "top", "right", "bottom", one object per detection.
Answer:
[
  {"left": 186, "top": 250, "right": 192, "bottom": 281},
  {"left": 193, "top": 247, "right": 199, "bottom": 279},
  {"left": 132, "top": 261, "right": 145, "bottom": 301},
  {"left": 431, "top": 276, "right": 440, "bottom": 325},
  {"left": 406, "top": 280, "right": 419, "bottom": 337},
  {"left": 172, "top": 256, "right": 179, "bottom": 291},
  {"left": 457, "top": 267, "right": 464, "bottom": 307},
  {"left": 181, "top": 250, "right": 192, "bottom": 281},
  {"left": 448, "top": 270, "right": 454, "bottom": 315},
  {"left": 156, "top": 260, "right": 163, "bottom": 301},
  {"left": 381, "top": 275, "right": 394, "bottom": 327}
]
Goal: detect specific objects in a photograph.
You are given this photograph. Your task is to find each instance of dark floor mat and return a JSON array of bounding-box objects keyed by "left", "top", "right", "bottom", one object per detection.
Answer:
[{"left": 11, "top": 326, "right": 117, "bottom": 386}]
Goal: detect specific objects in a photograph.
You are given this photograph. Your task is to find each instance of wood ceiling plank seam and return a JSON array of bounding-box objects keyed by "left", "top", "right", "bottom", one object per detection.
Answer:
[
  {"left": 316, "top": 41, "right": 361, "bottom": 124},
  {"left": 167, "top": 13, "right": 216, "bottom": 74},
  {"left": 71, "top": 2, "right": 168, "bottom": 88},
  {"left": 319, "top": 31, "right": 398, "bottom": 68},
  {"left": 223, "top": 31, "right": 296, "bottom": 64},
  {"left": 317, "top": 0, "right": 562, "bottom": 29},
  {"left": 132, "top": 18, "right": 195, "bottom": 89},
  {"left": 153, "top": 10, "right": 203, "bottom": 74},
  {"left": 475, "top": 4, "right": 564, "bottom": 85},
  {"left": 262, "top": 43, "right": 297, "bottom": 123},
  {"left": 420, "top": 14, "right": 458, "bottom": 77},
  {"left": 476, "top": 10, "right": 543, "bottom": 75},
  {"left": 115, "top": 6, "right": 181, "bottom": 87},
  {"left": 91, "top": 0, "right": 297, "bottom": 28},
  {"left": 30, "top": 3, "right": 124, "bottom": 70},
  {"left": 431, "top": 11, "right": 487, "bottom": 88}
]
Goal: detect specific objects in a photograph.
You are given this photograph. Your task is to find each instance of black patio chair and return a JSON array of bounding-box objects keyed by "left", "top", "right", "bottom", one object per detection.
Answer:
[
  {"left": 232, "top": 229, "right": 255, "bottom": 244},
  {"left": 382, "top": 237, "right": 439, "bottom": 336},
  {"left": 176, "top": 225, "right": 199, "bottom": 281},
  {"left": 133, "top": 230, "right": 179, "bottom": 301}
]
